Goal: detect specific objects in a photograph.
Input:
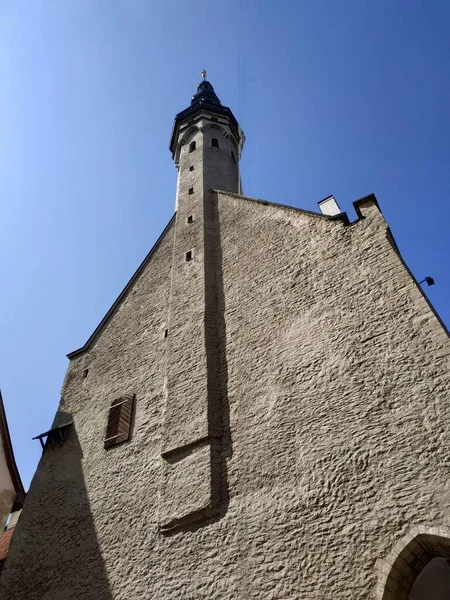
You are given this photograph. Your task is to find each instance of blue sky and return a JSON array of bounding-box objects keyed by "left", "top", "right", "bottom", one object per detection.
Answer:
[{"left": 1, "top": 0, "right": 449, "bottom": 489}]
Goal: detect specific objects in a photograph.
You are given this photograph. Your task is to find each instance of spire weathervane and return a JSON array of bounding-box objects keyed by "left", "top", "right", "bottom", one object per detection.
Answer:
[{"left": 201, "top": 69, "right": 207, "bottom": 80}]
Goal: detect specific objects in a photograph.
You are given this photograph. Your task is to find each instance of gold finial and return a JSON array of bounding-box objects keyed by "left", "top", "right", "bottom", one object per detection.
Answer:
[{"left": 201, "top": 69, "right": 207, "bottom": 80}]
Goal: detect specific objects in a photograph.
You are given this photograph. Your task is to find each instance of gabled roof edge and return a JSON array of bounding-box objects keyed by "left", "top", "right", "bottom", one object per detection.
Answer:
[
  {"left": 212, "top": 189, "right": 350, "bottom": 224},
  {"left": 67, "top": 214, "right": 176, "bottom": 359},
  {"left": 0, "top": 391, "right": 25, "bottom": 507},
  {"left": 385, "top": 226, "right": 450, "bottom": 338},
  {"left": 353, "top": 193, "right": 380, "bottom": 218}
]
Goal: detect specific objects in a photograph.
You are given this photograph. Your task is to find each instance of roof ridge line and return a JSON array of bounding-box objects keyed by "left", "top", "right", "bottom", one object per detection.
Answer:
[
  {"left": 67, "top": 214, "right": 176, "bottom": 359},
  {"left": 212, "top": 189, "right": 350, "bottom": 223}
]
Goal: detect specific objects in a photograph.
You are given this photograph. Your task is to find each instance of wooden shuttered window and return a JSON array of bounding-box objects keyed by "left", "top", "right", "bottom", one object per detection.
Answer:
[{"left": 104, "top": 393, "right": 135, "bottom": 449}]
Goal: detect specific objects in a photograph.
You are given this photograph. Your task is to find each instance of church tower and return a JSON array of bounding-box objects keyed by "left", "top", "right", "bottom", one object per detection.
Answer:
[
  {"left": 171, "top": 70, "right": 244, "bottom": 210},
  {"left": 159, "top": 74, "right": 245, "bottom": 530},
  {"left": 0, "top": 76, "right": 449, "bottom": 600}
]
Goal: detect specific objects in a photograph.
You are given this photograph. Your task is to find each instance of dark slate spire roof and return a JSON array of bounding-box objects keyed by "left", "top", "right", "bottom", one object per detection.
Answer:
[{"left": 190, "top": 80, "right": 222, "bottom": 107}]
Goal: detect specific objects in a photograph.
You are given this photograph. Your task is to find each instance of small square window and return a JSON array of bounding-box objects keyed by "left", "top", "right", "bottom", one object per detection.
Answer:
[
  {"left": 187, "top": 215, "right": 193, "bottom": 223},
  {"left": 188, "top": 187, "right": 194, "bottom": 195},
  {"left": 185, "top": 250, "right": 193, "bottom": 261},
  {"left": 189, "top": 166, "right": 194, "bottom": 171}
]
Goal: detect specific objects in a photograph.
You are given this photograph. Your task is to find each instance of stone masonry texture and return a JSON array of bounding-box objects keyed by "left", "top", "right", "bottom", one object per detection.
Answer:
[{"left": 1, "top": 89, "right": 449, "bottom": 598}]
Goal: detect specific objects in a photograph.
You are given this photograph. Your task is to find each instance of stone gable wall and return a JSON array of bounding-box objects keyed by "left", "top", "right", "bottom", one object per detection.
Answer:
[{"left": 0, "top": 193, "right": 448, "bottom": 599}]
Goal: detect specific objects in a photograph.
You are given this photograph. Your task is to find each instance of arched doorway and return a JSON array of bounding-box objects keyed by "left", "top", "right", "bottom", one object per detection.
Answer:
[
  {"left": 409, "top": 557, "right": 450, "bottom": 599},
  {"left": 377, "top": 527, "right": 450, "bottom": 600}
]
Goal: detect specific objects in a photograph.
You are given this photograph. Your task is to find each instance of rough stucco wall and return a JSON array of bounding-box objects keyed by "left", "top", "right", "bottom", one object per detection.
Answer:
[
  {"left": 0, "top": 191, "right": 449, "bottom": 600},
  {"left": 160, "top": 193, "right": 448, "bottom": 599},
  {"left": 210, "top": 192, "right": 450, "bottom": 599}
]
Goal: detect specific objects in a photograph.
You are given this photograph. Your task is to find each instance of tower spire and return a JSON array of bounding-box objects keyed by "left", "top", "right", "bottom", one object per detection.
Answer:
[
  {"left": 169, "top": 78, "right": 245, "bottom": 209},
  {"left": 190, "top": 77, "right": 222, "bottom": 107}
]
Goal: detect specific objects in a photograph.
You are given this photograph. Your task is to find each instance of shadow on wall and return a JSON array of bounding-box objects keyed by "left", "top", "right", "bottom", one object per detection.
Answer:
[
  {"left": 0, "top": 412, "right": 113, "bottom": 600},
  {"left": 409, "top": 558, "right": 450, "bottom": 600},
  {"left": 205, "top": 191, "right": 232, "bottom": 523},
  {"left": 163, "top": 190, "right": 233, "bottom": 537}
]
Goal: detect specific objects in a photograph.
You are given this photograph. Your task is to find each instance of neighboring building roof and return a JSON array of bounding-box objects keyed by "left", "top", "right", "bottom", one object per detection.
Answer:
[
  {"left": 0, "top": 392, "right": 25, "bottom": 510},
  {"left": 0, "top": 526, "right": 15, "bottom": 563}
]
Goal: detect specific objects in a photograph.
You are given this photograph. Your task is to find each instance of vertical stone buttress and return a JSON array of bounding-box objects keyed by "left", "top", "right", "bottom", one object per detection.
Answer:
[{"left": 159, "top": 80, "right": 244, "bottom": 530}]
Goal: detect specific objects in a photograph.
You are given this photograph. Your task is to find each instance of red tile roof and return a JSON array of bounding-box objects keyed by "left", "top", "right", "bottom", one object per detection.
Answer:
[{"left": 0, "top": 527, "right": 15, "bottom": 562}]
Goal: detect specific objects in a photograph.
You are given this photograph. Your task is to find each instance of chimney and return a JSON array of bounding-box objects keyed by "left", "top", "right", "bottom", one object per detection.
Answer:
[{"left": 318, "top": 195, "right": 341, "bottom": 216}]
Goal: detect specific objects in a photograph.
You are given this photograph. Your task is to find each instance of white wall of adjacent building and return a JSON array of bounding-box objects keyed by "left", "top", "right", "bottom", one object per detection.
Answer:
[{"left": 0, "top": 431, "right": 17, "bottom": 532}]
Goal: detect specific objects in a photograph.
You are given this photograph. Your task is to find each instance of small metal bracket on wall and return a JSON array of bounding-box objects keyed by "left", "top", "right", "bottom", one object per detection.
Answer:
[{"left": 32, "top": 422, "right": 73, "bottom": 453}]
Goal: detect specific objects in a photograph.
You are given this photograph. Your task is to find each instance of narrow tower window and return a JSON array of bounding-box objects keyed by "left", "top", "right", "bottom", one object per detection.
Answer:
[
  {"left": 188, "top": 187, "right": 194, "bottom": 195},
  {"left": 211, "top": 138, "right": 219, "bottom": 149},
  {"left": 104, "top": 394, "right": 135, "bottom": 449},
  {"left": 189, "top": 141, "right": 196, "bottom": 153},
  {"left": 231, "top": 151, "right": 236, "bottom": 163},
  {"left": 187, "top": 215, "right": 193, "bottom": 224},
  {"left": 82, "top": 369, "right": 89, "bottom": 379},
  {"left": 185, "top": 250, "right": 193, "bottom": 261}
]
